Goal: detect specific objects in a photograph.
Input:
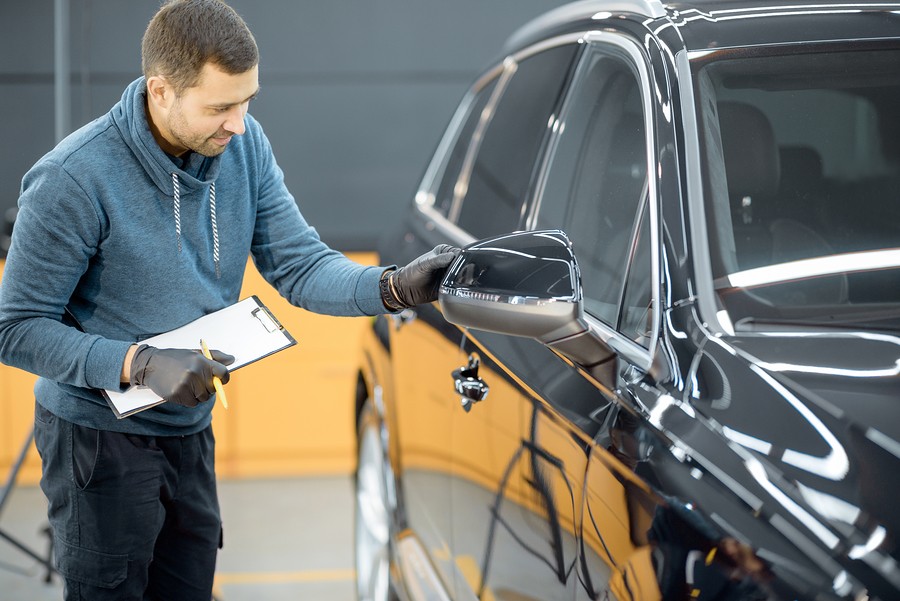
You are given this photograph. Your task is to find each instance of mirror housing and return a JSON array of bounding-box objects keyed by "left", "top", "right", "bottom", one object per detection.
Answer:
[{"left": 439, "top": 230, "right": 614, "bottom": 368}]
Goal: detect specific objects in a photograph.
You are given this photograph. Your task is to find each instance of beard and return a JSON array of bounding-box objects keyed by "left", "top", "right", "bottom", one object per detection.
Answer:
[{"left": 166, "top": 104, "right": 231, "bottom": 157}]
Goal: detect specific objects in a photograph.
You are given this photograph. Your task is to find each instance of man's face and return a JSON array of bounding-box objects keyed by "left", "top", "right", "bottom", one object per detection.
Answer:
[{"left": 161, "top": 63, "right": 260, "bottom": 157}]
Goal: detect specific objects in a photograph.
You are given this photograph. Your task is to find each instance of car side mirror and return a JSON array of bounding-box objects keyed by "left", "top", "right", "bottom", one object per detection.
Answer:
[{"left": 439, "top": 230, "right": 615, "bottom": 369}]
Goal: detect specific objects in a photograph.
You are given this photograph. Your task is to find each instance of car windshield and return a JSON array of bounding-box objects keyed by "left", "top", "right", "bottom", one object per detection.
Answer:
[{"left": 694, "top": 44, "right": 900, "bottom": 331}]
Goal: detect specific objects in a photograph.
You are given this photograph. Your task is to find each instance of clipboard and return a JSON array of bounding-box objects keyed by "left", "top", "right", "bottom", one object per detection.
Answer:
[{"left": 103, "top": 296, "right": 296, "bottom": 418}]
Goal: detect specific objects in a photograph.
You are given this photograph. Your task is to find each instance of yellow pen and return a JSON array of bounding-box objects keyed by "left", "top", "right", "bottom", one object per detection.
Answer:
[{"left": 200, "top": 338, "right": 228, "bottom": 409}]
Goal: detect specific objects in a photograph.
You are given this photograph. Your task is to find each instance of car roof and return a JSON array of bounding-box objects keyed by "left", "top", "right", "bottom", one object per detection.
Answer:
[{"left": 503, "top": 0, "right": 900, "bottom": 55}]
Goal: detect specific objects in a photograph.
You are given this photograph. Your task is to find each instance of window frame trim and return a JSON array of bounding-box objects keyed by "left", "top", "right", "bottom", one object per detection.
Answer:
[
  {"left": 414, "top": 30, "right": 661, "bottom": 370},
  {"left": 414, "top": 34, "right": 587, "bottom": 246},
  {"left": 414, "top": 64, "right": 504, "bottom": 246},
  {"left": 446, "top": 58, "right": 519, "bottom": 225},
  {"left": 528, "top": 31, "right": 661, "bottom": 369}
]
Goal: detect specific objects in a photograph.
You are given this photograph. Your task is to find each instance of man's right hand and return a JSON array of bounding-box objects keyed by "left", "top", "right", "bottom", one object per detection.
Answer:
[{"left": 129, "top": 345, "right": 234, "bottom": 407}]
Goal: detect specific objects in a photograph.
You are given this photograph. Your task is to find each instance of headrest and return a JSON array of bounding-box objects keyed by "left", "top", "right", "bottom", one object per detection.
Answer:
[
  {"left": 779, "top": 145, "right": 824, "bottom": 183},
  {"left": 718, "top": 101, "right": 780, "bottom": 198}
]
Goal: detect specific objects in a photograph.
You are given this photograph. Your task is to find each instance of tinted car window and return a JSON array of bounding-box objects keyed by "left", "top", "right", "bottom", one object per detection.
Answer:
[
  {"left": 431, "top": 79, "right": 499, "bottom": 217},
  {"left": 619, "top": 202, "right": 652, "bottom": 346},
  {"left": 536, "top": 47, "right": 648, "bottom": 326},
  {"left": 454, "top": 44, "right": 578, "bottom": 239}
]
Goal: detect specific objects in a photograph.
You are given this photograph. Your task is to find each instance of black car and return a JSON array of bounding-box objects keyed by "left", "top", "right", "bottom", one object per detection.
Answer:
[{"left": 354, "top": 1, "right": 900, "bottom": 599}]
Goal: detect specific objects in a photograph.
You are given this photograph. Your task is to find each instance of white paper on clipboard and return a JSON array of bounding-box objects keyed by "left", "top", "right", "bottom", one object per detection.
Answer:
[{"left": 103, "top": 296, "right": 296, "bottom": 418}]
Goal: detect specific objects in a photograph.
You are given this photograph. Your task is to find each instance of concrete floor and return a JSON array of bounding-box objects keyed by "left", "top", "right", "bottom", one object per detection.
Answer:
[{"left": 0, "top": 476, "right": 356, "bottom": 600}]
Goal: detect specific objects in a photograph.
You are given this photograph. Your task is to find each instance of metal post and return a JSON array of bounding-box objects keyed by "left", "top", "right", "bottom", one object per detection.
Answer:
[
  {"left": 54, "top": 0, "right": 71, "bottom": 143},
  {"left": 0, "top": 429, "right": 33, "bottom": 514}
]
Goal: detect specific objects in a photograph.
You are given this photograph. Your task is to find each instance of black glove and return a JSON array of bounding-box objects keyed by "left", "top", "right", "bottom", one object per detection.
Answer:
[
  {"left": 382, "top": 244, "right": 460, "bottom": 310},
  {"left": 130, "top": 345, "right": 235, "bottom": 408}
]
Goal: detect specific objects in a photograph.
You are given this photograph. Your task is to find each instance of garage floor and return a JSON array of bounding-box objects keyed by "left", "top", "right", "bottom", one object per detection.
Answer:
[{"left": 0, "top": 476, "right": 356, "bottom": 600}]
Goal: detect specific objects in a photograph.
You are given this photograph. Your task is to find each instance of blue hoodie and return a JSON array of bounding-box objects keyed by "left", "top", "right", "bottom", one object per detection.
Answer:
[{"left": 0, "top": 77, "right": 386, "bottom": 435}]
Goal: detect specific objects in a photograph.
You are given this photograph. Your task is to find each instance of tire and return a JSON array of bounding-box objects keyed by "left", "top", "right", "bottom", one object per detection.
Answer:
[{"left": 354, "top": 399, "right": 398, "bottom": 601}]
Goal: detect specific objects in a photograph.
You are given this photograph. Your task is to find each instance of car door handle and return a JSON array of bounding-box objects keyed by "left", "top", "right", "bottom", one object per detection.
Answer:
[{"left": 451, "top": 354, "right": 489, "bottom": 412}]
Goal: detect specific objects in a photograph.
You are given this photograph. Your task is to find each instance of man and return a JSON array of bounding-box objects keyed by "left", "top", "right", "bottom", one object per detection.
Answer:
[{"left": 0, "top": 1, "right": 456, "bottom": 598}]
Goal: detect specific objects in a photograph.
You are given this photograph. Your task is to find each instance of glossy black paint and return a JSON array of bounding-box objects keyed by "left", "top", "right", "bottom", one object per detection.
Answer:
[{"left": 356, "top": 1, "right": 900, "bottom": 600}]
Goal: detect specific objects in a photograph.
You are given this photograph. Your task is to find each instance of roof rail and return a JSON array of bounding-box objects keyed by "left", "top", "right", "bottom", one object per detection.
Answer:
[{"left": 503, "top": 0, "right": 667, "bottom": 54}]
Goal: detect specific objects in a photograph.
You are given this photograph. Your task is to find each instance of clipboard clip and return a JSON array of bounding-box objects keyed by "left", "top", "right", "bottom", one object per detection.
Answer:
[{"left": 252, "top": 306, "right": 282, "bottom": 333}]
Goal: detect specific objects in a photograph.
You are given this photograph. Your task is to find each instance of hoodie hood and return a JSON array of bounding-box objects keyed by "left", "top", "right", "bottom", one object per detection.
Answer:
[
  {"left": 111, "top": 77, "right": 222, "bottom": 276},
  {"left": 111, "top": 77, "right": 222, "bottom": 193}
]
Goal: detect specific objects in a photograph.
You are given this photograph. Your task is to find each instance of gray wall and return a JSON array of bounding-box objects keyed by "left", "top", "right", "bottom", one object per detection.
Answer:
[{"left": 0, "top": 0, "right": 566, "bottom": 251}]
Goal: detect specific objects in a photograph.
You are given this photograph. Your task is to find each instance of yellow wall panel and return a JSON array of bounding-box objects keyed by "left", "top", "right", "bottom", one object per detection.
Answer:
[
  {"left": 0, "top": 254, "right": 377, "bottom": 484},
  {"left": 0, "top": 365, "right": 41, "bottom": 484}
]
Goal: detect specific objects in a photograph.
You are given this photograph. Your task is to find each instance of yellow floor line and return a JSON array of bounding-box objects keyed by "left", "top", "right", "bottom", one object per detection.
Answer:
[
  {"left": 455, "top": 555, "right": 496, "bottom": 601},
  {"left": 214, "top": 568, "right": 355, "bottom": 586}
]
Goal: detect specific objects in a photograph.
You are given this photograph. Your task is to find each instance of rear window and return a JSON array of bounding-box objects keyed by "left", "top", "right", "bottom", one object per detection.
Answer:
[{"left": 453, "top": 44, "right": 578, "bottom": 239}]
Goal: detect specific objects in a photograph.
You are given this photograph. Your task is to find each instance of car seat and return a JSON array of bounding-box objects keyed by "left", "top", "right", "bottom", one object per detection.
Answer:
[{"left": 717, "top": 101, "right": 848, "bottom": 305}]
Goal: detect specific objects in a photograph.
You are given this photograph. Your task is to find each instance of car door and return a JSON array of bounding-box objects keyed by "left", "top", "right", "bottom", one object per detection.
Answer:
[
  {"left": 447, "top": 33, "right": 669, "bottom": 601},
  {"left": 385, "top": 70, "right": 503, "bottom": 595},
  {"left": 388, "top": 40, "right": 579, "bottom": 599},
  {"left": 530, "top": 34, "right": 667, "bottom": 600},
  {"left": 439, "top": 41, "right": 587, "bottom": 601}
]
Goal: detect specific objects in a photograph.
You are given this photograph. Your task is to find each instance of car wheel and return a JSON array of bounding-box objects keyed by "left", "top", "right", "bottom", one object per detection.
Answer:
[{"left": 355, "top": 398, "right": 398, "bottom": 601}]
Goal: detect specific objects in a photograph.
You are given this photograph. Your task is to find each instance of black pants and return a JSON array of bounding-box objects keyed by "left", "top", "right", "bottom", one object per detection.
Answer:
[{"left": 33, "top": 402, "right": 222, "bottom": 601}]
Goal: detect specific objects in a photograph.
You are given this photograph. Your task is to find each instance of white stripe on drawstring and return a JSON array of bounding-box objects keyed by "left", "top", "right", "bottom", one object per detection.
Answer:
[
  {"left": 171, "top": 174, "right": 221, "bottom": 279},
  {"left": 209, "top": 182, "right": 220, "bottom": 279},
  {"left": 172, "top": 172, "right": 182, "bottom": 252}
]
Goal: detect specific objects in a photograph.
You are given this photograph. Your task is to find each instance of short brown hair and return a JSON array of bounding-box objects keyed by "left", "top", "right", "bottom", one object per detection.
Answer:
[{"left": 141, "top": 0, "right": 258, "bottom": 94}]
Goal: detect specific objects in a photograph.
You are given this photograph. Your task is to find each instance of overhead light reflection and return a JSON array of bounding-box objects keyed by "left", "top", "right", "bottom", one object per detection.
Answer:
[
  {"left": 649, "top": 393, "right": 696, "bottom": 429},
  {"left": 756, "top": 330, "right": 900, "bottom": 346},
  {"left": 709, "top": 3, "right": 868, "bottom": 16},
  {"left": 688, "top": 49, "right": 719, "bottom": 60},
  {"left": 649, "top": 393, "right": 677, "bottom": 427},
  {"left": 717, "top": 309, "right": 735, "bottom": 335},
  {"left": 723, "top": 426, "right": 773, "bottom": 455},
  {"left": 415, "top": 191, "right": 434, "bottom": 207},
  {"left": 848, "top": 526, "right": 887, "bottom": 560},
  {"left": 749, "top": 364, "right": 849, "bottom": 481},
  {"left": 534, "top": 232, "right": 568, "bottom": 244},
  {"left": 745, "top": 457, "right": 840, "bottom": 549},
  {"left": 724, "top": 249, "right": 900, "bottom": 289},
  {"left": 715, "top": 9, "right": 863, "bottom": 21},
  {"left": 833, "top": 571, "right": 852, "bottom": 596},
  {"left": 866, "top": 428, "right": 900, "bottom": 461},
  {"left": 757, "top": 358, "right": 900, "bottom": 379},
  {"left": 473, "top": 247, "right": 537, "bottom": 259},
  {"left": 796, "top": 482, "right": 861, "bottom": 526},
  {"left": 675, "top": 5, "right": 866, "bottom": 25}
]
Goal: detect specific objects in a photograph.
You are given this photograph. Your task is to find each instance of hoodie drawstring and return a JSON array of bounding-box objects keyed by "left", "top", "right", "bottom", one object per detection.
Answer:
[
  {"left": 171, "top": 173, "right": 220, "bottom": 279},
  {"left": 172, "top": 173, "right": 182, "bottom": 252},
  {"left": 209, "top": 182, "right": 220, "bottom": 279}
]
